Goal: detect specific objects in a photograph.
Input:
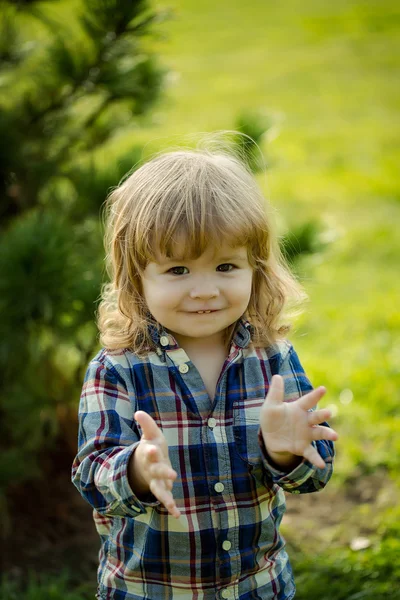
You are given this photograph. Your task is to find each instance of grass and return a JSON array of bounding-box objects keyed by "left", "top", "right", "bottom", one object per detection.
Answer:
[
  {"left": 134, "top": 0, "right": 400, "bottom": 479},
  {"left": 135, "top": 0, "right": 400, "bottom": 595},
  {"left": 0, "top": 573, "right": 93, "bottom": 600},
  {"left": 5, "top": 0, "right": 400, "bottom": 595}
]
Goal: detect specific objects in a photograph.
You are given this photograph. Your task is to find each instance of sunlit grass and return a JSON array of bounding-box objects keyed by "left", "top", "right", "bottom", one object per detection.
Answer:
[
  {"left": 5, "top": 0, "right": 398, "bottom": 594},
  {"left": 127, "top": 0, "right": 400, "bottom": 593},
  {"left": 113, "top": 0, "right": 400, "bottom": 502}
]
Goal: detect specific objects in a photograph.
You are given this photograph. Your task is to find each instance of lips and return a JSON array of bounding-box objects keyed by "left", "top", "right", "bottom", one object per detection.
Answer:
[{"left": 187, "top": 309, "right": 220, "bottom": 314}]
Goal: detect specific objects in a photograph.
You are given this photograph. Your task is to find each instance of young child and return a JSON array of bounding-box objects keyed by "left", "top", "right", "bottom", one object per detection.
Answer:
[{"left": 72, "top": 147, "right": 338, "bottom": 600}]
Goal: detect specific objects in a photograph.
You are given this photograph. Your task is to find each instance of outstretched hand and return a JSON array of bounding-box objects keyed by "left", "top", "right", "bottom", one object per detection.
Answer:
[
  {"left": 260, "top": 375, "right": 338, "bottom": 470},
  {"left": 131, "top": 411, "right": 180, "bottom": 519}
]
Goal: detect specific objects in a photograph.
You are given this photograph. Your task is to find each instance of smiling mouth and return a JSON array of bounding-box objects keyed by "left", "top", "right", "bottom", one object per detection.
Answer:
[{"left": 188, "top": 309, "right": 219, "bottom": 314}]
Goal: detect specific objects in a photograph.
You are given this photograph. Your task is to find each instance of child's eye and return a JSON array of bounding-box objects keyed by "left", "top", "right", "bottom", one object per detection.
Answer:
[
  {"left": 168, "top": 266, "right": 189, "bottom": 275},
  {"left": 217, "top": 263, "right": 235, "bottom": 272}
]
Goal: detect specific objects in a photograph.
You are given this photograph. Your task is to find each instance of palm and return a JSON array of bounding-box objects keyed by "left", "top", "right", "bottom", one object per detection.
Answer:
[
  {"left": 260, "top": 375, "right": 337, "bottom": 469},
  {"left": 134, "top": 411, "right": 180, "bottom": 518},
  {"left": 261, "top": 401, "right": 313, "bottom": 456}
]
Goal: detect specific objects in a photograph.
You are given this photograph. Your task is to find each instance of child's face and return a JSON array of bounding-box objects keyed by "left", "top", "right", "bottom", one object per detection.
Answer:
[{"left": 141, "top": 244, "right": 253, "bottom": 348}]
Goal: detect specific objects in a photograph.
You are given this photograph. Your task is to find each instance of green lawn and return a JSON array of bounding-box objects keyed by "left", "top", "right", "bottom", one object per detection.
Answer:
[
  {"left": 132, "top": 0, "right": 400, "bottom": 595},
  {"left": 5, "top": 1, "right": 397, "bottom": 597},
  {"left": 127, "top": 0, "right": 400, "bottom": 478}
]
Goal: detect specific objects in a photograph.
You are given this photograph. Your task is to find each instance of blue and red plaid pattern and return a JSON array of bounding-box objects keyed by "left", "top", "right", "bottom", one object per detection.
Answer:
[{"left": 72, "top": 320, "right": 335, "bottom": 600}]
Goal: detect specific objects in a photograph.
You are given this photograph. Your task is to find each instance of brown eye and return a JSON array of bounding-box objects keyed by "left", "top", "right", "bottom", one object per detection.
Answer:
[
  {"left": 217, "top": 263, "right": 234, "bottom": 272},
  {"left": 168, "top": 266, "right": 189, "bottom": 275}
]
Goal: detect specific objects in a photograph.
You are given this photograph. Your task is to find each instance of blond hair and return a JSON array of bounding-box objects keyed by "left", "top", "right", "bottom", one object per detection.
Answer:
[{"left": 98, "top": 147, "right": 306, "bottom": 353}]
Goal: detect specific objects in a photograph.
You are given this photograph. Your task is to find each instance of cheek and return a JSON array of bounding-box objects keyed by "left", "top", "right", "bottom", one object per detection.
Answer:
[
  {"left": 143, "top": 280, "right": 181, "bottom": 312},
  {"left": 141, "top": 281, "right": 159, "bottom": 313},
  {"left": 227, "top": 275, "right": 253, "bottom": 308}
]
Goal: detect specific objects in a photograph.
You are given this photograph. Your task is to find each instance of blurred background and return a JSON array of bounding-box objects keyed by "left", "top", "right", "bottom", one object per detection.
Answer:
[{"left": 0, "top": 0, "right": 399, "bottom": 598}]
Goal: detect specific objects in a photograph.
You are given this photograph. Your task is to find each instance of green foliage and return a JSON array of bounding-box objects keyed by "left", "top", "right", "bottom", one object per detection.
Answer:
[
  {"left": 0, "top": 572, "right": 92, "bottom": 600},
  {"left": 0, "top": 0, "right": 167, "bottom": 507},
  {"left": 1, "top": 0, "right": 400, "bottom": 592},
  {"left": 233, "top": 110, "right": 271, "bottom": 172},
  {"left": 0, "top": 208, "right": 103, "bottom": 489},
  {"left": 280, "top": 220, "right": 325, "bottom": 265},
  {"left": 0, "top": 0, "right": 166, "bottom": 221},
  {"left": 0, "top": 4, "right": 25, "bottom": 66}
]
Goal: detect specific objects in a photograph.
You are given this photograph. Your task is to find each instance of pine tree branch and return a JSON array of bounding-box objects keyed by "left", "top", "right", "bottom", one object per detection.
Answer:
[
  {"left": 53, "top": 94, "right": 114, "bottom": 162},
  {"left": 24, "top": 5, "right": 159, "bottom": 131}
]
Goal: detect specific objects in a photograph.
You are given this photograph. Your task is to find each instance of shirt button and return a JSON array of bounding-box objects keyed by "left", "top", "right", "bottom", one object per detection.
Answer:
[
  {"left": 221, "top": 590, "right": 232, "bottom": 599},
  {"left": 160, "top": 335, "right": 169, "bottom": 347},
  {"left": 214, "top": 482, "right": 224, "bottom": 493},
  {"left": 208, "top": 417, "right": 217, "bottom": 429},
  {"left": 179, "top": 364, "right": 189, "bottom": 374},
  {"left": 222, "top": 540, "right": 231, "bottom": 551}
]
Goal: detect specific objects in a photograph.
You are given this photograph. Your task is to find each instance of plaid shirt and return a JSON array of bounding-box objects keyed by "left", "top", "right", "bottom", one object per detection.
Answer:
[{"left": 72, "top": 320, "right": 334, "bottom": 600}]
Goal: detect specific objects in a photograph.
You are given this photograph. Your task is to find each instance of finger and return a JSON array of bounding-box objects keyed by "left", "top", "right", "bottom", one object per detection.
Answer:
[
  {"left": 310, "top": 425, "right": 339, "bottom": 442},
  {"left": 150, "top": 481, "right": 181, "bottom": 519},
  {"left": 297, "top": 387, "right": 327, "bottom": 411},
  {"left": 164, "top": 496, "right": 181, "bottom": 519},
  {"left": 135, "top": 411, "right": 161, "bottom": 441},
  {"left": 265, "top": 375, "right": 285, "bottom": 406},
  {"left": 303, "top": 444, "right": 326, "bottom": 470},
  {"left": 308, "top": 408, "right": 332, "bottom": 426},
  {"left": 149, "top": 462, "right": 177, "bottom": 481}
]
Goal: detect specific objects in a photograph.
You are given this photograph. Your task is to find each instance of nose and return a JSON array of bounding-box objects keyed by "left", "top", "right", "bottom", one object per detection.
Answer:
[{"left": 189, "top": 276, "right": 219, "bottom": 300}]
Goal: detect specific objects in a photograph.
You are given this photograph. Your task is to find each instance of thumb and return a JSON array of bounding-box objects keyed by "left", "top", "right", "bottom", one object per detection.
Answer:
[
  {"left": 265, "top": 375, "right": 285, "bottom": 406},
  {"left": 135, "top": 410, "right": 161, "bottom": 441}
]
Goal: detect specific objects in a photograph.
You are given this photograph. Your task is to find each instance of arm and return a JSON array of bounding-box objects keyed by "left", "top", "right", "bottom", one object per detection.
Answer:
[
  {"left": 259, "top": 346, "right": 338, "bottom": 494},
  {"left": 71, "top": 357, "right": 179, "bottom": 518},
  {"left": 71, "top": 358, "right": 149, "bottom": 518}
]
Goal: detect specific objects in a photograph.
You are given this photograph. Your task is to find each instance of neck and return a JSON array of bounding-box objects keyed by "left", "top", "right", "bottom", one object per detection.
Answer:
[{"left": 173, "top": 331, "right": 227, "bottom": 355}]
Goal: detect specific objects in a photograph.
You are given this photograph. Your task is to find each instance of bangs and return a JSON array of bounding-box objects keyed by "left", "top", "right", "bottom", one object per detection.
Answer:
[
  {"left": 151, "top": 194, "right": 256, "bottom": 261},
  {"left": 124, "top": 150, "right": 270, "bottom": 269}
]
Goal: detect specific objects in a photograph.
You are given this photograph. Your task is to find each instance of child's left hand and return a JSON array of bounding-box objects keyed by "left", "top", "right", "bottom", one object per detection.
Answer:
[{"left": 260, "top": 375, "right": 338, "bottom": 470}]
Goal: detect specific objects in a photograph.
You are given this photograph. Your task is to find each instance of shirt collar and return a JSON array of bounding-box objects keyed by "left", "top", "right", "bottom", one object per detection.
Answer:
[
  {"left": 149, "top": 318, "right": 253, "bottom": 352},
  {"left": 232, "top": 318, "right": 253, "bottom": 349}
]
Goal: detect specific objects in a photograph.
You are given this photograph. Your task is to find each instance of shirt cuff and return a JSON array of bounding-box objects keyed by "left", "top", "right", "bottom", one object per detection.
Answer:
[
  {"left": 258, "top": 430, "right": 317, "bottom": 491},
  {"left": 107, "top": 443, "right": 160, "bottom": 517}
]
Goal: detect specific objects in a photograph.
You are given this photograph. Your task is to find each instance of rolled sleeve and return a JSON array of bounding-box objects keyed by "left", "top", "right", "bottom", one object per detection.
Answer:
[
  {"left": 71, "top": 358, "right": 160, "bottom": 518},
  {"left": 259, "top": 344, "right": 335, "bottom": 494},
  {"left": 259, "top": 430, "right": 335, "bottom": 494}
]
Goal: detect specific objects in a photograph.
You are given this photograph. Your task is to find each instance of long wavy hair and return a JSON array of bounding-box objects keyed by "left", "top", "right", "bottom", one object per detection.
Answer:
[{"left": 98, "top": 146, "right": 306, "bottom": 353}]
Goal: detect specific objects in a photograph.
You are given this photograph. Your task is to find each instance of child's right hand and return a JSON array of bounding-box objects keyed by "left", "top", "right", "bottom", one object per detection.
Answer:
[{"left": 130, "top": 411, "right": 180, "bottom": 519}]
